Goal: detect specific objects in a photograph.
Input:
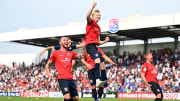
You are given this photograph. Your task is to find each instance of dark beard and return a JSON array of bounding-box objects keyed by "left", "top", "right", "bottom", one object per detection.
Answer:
[{"left": 62, "top": 44, "right": 68, "bottom": 49}]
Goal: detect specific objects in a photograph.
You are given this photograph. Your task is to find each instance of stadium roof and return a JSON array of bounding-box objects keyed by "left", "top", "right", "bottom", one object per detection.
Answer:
[{"left": 0, "top": 13, "right": 180, "bottom": 47}]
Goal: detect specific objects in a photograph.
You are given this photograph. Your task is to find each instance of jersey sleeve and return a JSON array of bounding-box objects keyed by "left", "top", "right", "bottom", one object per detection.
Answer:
[
  {"left": 49, "top": 52, "right": 56, "bottom": 62},
  {"left": 141, "top": 64, "right": 147, "bottom": 73},
  {"left": 72, "top": 52, "right": 78, "bottom": 59},
  {"left": 70, "top": 44, "right": 76, "bottom": 50},
  {"left": 98, "top": 48, "right": 105, "bottom": 56},
  {"left": 54, "top": 45, "right": 61, "bottom": 50}
]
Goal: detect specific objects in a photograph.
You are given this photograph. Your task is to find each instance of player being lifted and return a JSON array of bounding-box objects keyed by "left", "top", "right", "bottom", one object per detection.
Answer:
[
  {"left": 81, "top": 44, "right": 117, "bottom": 101},
  {"left": 85, "top": 1, "right": 109, "bottom": 87},
  {"left": 45, "top": 37, "right": 83, "bottom": 101},
  {"left": 141, "top": 52, "right": 163, "bottom": 101}
]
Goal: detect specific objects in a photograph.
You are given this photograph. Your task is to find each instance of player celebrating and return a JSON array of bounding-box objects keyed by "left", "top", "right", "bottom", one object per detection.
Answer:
[
  {"left": 81, "top": 46, "right": 117, "bottom": 101},
  {"left": 40, "top": 37, "right": 83, "bottom": 55},
  {"left": 85, "top": 1, "right": 109, "bottom": 87},
  {"left": 45, "top": 37, "right": 81, "bottom": 101},
  {"left": 141, "top": 52, "right": 163, "bottom": 101}
]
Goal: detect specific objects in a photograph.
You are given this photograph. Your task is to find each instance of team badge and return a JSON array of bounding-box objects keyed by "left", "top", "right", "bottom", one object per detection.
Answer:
[
  {"left": 64, "top": 87, "right": 68, "bottom": 92},
  {"left": 90, "top": 80, "right": 93, "bottom": 84},
  {"left": 67, "top": 53, "right": 70, "bottom": 56},
  {"left": 109, "top": 18, "right": 119, "bottom": 33},
  {"left": 157, "top": 89, "right": 160, "bottom": 92}
]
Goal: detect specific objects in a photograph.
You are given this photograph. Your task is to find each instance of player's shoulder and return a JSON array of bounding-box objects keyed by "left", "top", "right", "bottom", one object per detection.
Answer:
[
  {"left": 51, "top": 50, "right": 59, "bottom": 56},
  {"left": 142, "top": 62, "right": 148, "bottom": 67}
]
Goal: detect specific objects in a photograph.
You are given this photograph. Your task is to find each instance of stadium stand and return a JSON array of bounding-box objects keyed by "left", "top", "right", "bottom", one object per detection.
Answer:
[{"left": 0, "top": 48, "right": 179, "bottom": 94}]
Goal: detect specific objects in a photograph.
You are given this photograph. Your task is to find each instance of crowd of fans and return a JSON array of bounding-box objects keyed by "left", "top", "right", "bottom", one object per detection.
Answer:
[{"left": 0, "top": 48, "right": 179, "bottom": 94}]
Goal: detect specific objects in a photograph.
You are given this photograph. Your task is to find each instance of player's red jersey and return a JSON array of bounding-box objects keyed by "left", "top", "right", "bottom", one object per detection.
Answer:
[
  {"left": 49, "top": 50, "right": 77, "bottom": 80},
  {"left": 85, "top": 19, "right": 101, "bottom": 45},
  {"left": 85, "top": 48, "right": 105, "bottom": 71},
  {"left": 141, "top": 62, "right": 158, "bottom": 83}
]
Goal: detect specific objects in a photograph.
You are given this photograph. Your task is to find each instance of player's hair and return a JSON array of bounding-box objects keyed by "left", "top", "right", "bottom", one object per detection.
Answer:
[
  {"left": 144, "top": 52, "right": 152, "bottom": 59},
  {"left": 92, "top": 9, "right": 100, "bottom": 16},
  {"left": 60, "top": 37, "right": 69, "bottom": 41},
  {"left": 67, "top": 37, "right": 71, "bottom": 40}
]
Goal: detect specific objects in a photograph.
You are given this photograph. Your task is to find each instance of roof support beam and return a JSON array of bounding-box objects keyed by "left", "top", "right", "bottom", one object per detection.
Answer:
[
  {"left": 174, "top": 36, "right": 178, "bottom": 49},
  {"left": 144, "top": 39, "right": 148, "bottom": 53},
  {"left": 115, "top": 40, "right": 120, "bottom": 56}
]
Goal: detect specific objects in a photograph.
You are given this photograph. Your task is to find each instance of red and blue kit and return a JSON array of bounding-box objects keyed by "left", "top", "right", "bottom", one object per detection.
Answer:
[
  {"left": 85, "top": 48, "right": 105, "bottom": 71},
  {"left": 49, "top": 50, "right": 77, "bottom": 80},
  {"left": 85, "top": 19, "right": 101, "bottom": 45},
  {"left": 141, "top": 62, "right": 158, "bottom": 83}
]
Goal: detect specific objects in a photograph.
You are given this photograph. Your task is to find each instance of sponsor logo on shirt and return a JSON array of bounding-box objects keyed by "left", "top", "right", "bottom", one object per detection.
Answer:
[
  {"left": 151, "top": 69, "right": 157, "bottom": 74},
  {"left": 94, "top": 27, "right": 100, "bottom": 34},
  {"left": 61, "top": 57, "right": 71, "bottom": 62}
]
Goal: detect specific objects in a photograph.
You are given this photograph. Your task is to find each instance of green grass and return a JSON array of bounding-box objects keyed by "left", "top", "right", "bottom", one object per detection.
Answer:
[{"left": 0, "top": 97, "right": 178, "bottom": 101}]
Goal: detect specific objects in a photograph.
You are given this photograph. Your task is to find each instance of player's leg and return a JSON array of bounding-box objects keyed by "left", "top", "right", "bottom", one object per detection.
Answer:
[
  {"left": 156, "top": 83, "right": 163, "bottom": 101},
  {"left": 69, "top": 80, "right": 79, "bottom": 101},
  {"left": 58, "top": 79, "right": 71, "bottom": 101},
  {"left": 88, "top": 69, "right": 98, "bottom": 101},
  {"left": 99, "top": 59, "right": 107, "bottom": 83},
  {"left": 98, "top": 85, "right": 104, "bottom": 101},
  {"left": 98, "top": 58, "right": 107, "bottom": 100},
  {"left": 86, "top": 44, "right": 104, "bottom": 87},
  {"left": 148, "top": 82, "right": 162, "bottom": 101}
]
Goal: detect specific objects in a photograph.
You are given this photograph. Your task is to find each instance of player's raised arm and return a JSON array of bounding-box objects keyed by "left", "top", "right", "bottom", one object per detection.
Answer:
[
  {"left": 87, "top": 2, "right": 97, "bottom": 23},
  {"left": 40, "top": 46, "right": 55, "bottom": 56},
  {"left": 102, "top": 54, "right": 117, "bottom": 67}
]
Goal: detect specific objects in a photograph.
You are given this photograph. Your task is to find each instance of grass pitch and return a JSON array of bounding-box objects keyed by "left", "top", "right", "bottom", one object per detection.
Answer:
[{"left": 0, "top": 97, "right": 178, "bottom": 101}]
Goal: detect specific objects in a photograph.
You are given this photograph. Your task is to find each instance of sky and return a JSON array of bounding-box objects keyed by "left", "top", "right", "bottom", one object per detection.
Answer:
[{"left": 0, "top": 0, "right": 180, "bottom": 54}]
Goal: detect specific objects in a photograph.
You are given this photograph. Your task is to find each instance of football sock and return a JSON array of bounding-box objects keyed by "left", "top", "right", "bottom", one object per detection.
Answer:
[
  {"left": 92, "top": 89, "right": 98, "bottom": 101},
  {"left": 94, "top": 63, "right": 100, "bottom": 79},
  {"left": 98, "top": 87, "right": 104, "bottom": 98}
]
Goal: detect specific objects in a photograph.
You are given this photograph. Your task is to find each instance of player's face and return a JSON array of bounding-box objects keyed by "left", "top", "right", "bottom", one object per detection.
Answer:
[
  {"left": 60, "top": 37, "right": 68, "bottom": 48},
  {"left": 146, "top": 54, "right": 153, "bottom": 62},
  {"left": 68, "top": 40, "right": 71, "bottom": 47},
  {"left": 93, "top": 12, "right": 101, "bottom": 22}
]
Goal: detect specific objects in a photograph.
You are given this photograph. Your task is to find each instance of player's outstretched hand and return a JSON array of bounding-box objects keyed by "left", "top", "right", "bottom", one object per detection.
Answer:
[
  {"left": 46, "top": 69, "right": 50, "bottom": 77},
  {"left": 92, "top": 2, "right": 97, "bottom": 8},
  {"left": 79, "top": 38, "right": 86, "bottom": 47},
  {"left": 104, "top": 37, "right": 110, "bottom": 43},
  {"left": 40, "top": 50, "right": 45, "bottom": 56},
  {"left": 113, "top": 63, "right": 118, "bottom": 67}
]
